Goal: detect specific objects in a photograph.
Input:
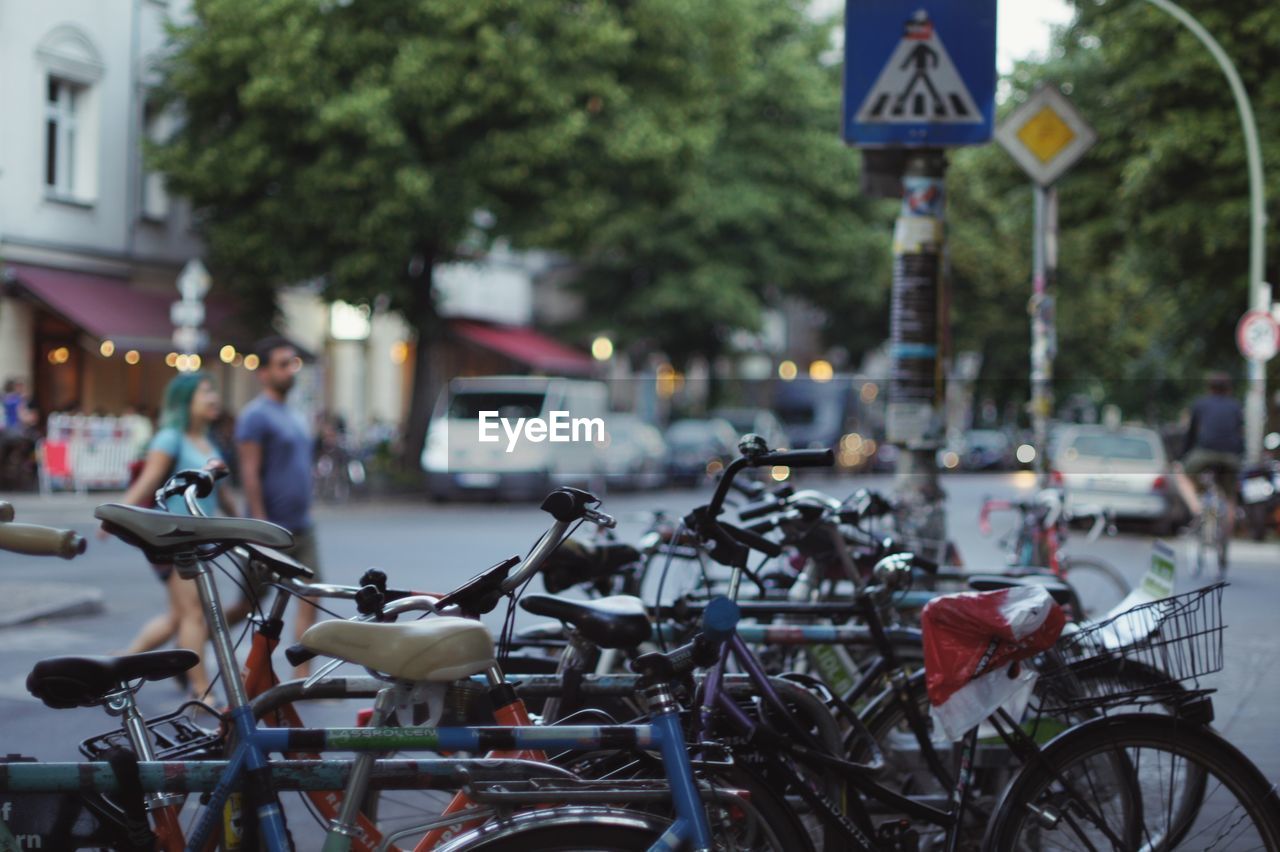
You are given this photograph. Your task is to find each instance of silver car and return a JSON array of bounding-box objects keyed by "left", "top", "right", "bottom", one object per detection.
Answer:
[{"left": 1052, "top": 425, "right": 1176, "bottom": 530}]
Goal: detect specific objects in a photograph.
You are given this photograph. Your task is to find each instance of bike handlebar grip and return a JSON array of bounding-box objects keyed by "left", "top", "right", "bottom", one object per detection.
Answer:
[
  {"left": 721, "top": 521, "right": 783, "bottom": 559},
  {"left": 737, "top": 499, "right": 779, "bottom": 522},
  {"left": 0, "top": 523, "right": 86, "bottom": 559},
  {"left": 285, "top": 643, "right": 318, "bottom": 667},
  {"left": 539, "top": 487, "right": 596, "bottom": 523},
  {"left": 742, "top": 516, "right": 780, "bottom": 536},
  {"left": 0, "top": 502, "right": 13, "bottom": 522},
  {"left": 757, "top": 448, "right": 834, "bottom": 469}
]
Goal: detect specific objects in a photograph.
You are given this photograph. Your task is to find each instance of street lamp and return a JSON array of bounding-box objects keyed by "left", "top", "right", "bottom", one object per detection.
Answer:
[{"left": 1141, "top": 0, "right": 1267, "bottom": 458}]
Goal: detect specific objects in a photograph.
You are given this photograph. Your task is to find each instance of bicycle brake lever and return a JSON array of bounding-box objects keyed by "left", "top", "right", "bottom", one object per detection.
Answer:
[{"left": 583, "top": 507, "right": 617, "bottom": 529}]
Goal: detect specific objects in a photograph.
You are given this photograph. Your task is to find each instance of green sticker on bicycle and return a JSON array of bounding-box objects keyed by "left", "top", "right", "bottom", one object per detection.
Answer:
[{"left": 1142, "top": 541, "right": 1176, "bottom": 599}]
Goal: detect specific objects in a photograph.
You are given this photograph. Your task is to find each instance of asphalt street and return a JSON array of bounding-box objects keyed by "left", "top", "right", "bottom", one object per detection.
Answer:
[{"left": 1, "top": 471, "right": 1277, "bottom": 842}]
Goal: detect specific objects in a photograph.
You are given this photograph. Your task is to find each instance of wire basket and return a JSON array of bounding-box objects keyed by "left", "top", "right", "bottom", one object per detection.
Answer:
[{"left": 1034, "top": 583, "right": 1225, "bottom": 714}]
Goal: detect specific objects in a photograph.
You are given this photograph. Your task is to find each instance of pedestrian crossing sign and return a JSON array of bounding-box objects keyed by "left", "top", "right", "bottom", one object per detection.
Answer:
[{"left": 844, "top": 1, "right": 996, "bottom": 147}]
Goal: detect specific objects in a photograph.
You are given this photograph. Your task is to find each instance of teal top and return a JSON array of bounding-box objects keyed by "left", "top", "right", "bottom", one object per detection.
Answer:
[{"left": 150, "top": 427, "right": 223, "bottom": 517}]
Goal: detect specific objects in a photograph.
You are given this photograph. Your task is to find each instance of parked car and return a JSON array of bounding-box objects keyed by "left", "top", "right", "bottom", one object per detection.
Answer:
[
  {"left": 1051, "top": 424, "right": 1177, "bottom": 531},
  {"left": 712, "top": 408, "right": 791, "bottom": 453},
  {"left": 665, "top": 418, "right": 738, "bottom": 486},
  {"left": 962, "top": 429, "right": 1014, "bottom": 470},
  {"left": 602, "top": 415, "right": 667, "bottom": 490},
  {"left": 774, "top": 378, "right": 854, "bottom": 450},
  {"left": 420, "top": 376, "right": 608, "bottom": 501}
]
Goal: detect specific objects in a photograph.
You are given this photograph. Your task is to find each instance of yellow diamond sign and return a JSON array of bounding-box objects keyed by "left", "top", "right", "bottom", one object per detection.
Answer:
[
  {"left": 996, "top": 85, "right": 1097, "bottom": 186},
  {"left": 1016, "top": 106, "right": 1076, "bottom": 164}
]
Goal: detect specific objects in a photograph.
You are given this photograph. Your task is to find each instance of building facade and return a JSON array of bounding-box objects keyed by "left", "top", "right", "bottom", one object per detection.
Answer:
[
  {"left": 0, "top": 0, "right": 217, "bottom": 417},
  {"left": 0, "top": 1, "right": 599, "bottom": 459}
]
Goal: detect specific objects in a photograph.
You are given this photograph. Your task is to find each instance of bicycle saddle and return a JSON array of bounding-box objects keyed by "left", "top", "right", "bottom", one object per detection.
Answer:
[
  {"left": 542, "top": 540, "right": 642, "bottom": 594},
  {"left": 519, "top": 594, "right": 651, "bottom": 650},
  {"left": 27, "top": 650, "right": 199, "bottom": 709},
  {"left": 241, "top": 542, "right": 315, "bottom": 580},
  {"left": 95, "top": 503, "right": 294, "bottom": 560},
  {"left": 300, "top": 618, "right": 495, "bottom": 682}
]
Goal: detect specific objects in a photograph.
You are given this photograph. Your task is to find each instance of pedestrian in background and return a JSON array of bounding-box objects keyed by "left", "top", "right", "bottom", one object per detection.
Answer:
[
  {"left": 0, "top": 379, "right": 37, "bottom": 488},
  {"left": 234, "top": 336, "right": 321, "bottom": 675},
  {"left": 114, "top": 372, "right": 235, "bottom": 698},
  {"left": 1174, "top": 371, "right": 1244, "bottom": 533}
]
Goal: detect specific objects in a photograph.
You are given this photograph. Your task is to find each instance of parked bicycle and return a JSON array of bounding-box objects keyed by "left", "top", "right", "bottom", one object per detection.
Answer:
[{"left": 980, "top": 487, "right": 1131, "bottom": 617}]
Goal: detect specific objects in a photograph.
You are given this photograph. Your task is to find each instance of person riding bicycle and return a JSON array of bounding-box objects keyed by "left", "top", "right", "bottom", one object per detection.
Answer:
[{"left": 1176, "top": 372, "right": 1244, "bottom": 534}]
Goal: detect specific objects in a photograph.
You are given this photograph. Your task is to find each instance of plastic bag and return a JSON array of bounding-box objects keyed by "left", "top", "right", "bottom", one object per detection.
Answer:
[{"left": 922, "top": 585, "right": 1065, "bottom": 740}]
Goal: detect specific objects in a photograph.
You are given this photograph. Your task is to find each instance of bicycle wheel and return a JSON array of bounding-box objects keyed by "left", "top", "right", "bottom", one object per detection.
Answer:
[
  {"left": 852, "top": 661, "right": 1202, "bottom": 848},
  {"left": 985, "top": 713, "right": 1280, "bottom": 851},
  {"left": 1061, "top": 556, "right": 1131, "bottom": 619}
]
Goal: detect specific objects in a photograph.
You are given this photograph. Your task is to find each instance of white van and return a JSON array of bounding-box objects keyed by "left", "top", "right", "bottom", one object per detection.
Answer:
[{"left": 420, "top": 376, "right": 609, "bottom": 500}]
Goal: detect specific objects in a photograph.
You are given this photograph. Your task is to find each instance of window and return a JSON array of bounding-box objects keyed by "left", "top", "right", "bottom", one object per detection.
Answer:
[
  {"left": 141, "top": 100, "right": 170, "bottom": 220},
  {"left": 45, "top": 77, "right": 82, "bottom": 197},
  {"left": 1069, "top": 434, "right": 1159, "bottom": 461},
  {"left": 37, "top": 26, "right": 102, "bottom": 205}
]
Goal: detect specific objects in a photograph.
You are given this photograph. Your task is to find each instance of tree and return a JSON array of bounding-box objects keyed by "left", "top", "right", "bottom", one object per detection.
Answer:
[
  {"left": 154, "top": 0, "right": 749, "bottom": 461},
  {"left": 566, "top": 3, "right": 894, "bottom": 367},
  {"left": 947, "top": 0, "right": 1280, "bottom": 421}
]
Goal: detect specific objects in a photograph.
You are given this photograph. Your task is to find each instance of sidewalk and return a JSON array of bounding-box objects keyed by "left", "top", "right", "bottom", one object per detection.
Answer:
[
  {"left": 0, "top": 490, "right": 117, "bottom": 520},
  {"left": 0, "top": 582, "right": 103, "bottom": 628},
  {"left": 1, "top": 492, "right": 111, "bottom": 627}
]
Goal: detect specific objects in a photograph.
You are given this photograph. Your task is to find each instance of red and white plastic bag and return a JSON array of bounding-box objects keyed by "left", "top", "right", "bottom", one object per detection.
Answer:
[{"left": 922, "top": 585, "right": 1066, "bottom": 740}]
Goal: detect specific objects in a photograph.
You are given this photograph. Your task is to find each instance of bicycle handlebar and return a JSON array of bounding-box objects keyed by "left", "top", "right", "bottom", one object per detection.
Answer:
[
  {"left": 754, "top": 448, "right": 834, "bottom": 469},
  {"left": 632, "top": 595, "right": 740, "bottom": 683},
  {"left": 156, "top": 463, "right": 228, "bottom": 508},
  {"left": 737, "top": 498, "right": 780, "bottom": 522},
  {"left": 0, "top": 521, "right": 86, "bottom": 559}
]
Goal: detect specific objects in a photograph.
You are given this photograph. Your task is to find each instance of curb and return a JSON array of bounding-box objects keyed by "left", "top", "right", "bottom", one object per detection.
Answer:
[{"left": 0, "top": 583, "right": 105, "bottom": 629}]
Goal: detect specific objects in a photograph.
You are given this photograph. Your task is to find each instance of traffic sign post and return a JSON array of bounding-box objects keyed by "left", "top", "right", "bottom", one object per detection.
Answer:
[
  {"left": 843, "top": 0, "right": 997, "bottom": 147},
  {"left": 1237, "top": 310, "right": 1280, "bottom": 362},
  {"left": 994, "top": 86, "right": 1098, "bottom": 187},
  {"left": 172, "top": 258, "right": 210, "bottom": 360},
  {"left": 844, "top": 1, "right": 996, "bottom": 558},
  {"left": 996, "top": 85, "right": 1097, "bottom": 484}
]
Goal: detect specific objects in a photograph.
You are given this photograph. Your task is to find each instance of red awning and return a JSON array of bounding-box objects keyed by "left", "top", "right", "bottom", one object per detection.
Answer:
[
  {"left": 451, "top": 319, "right": 595, "bottom": 376},
  {"left": 4, "top": 262, "right": 236, "bottom": 352}
]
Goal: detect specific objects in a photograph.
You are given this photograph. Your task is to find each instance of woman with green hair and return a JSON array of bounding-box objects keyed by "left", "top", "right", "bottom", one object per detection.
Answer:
[{"left": 114, "top": 371, "right": 236, "bottom": 697}]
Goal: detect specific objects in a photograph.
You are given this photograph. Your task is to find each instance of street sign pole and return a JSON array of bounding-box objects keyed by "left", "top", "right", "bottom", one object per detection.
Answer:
[
  {"left": 996, "top": 85, "right": 1096, "bottom": 481},
  {"left": 844, "top": 0, "right": 996, "bottom": 562},
  {"left": 1030, "top": 184, "right": 1058, "bottom": 482},
  {"left": 889, "top": 151, "right": 948, "bottom": 554}
]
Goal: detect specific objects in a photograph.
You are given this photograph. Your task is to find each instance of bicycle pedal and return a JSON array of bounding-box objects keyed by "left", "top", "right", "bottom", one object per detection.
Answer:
[{"left": 875, "top": 819, "right": 920, "bottom": 851}]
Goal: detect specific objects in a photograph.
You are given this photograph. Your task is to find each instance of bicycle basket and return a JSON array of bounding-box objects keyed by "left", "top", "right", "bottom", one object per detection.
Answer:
[{"left": 1033, "top": 583, "right": 1225, "bottom": 714}]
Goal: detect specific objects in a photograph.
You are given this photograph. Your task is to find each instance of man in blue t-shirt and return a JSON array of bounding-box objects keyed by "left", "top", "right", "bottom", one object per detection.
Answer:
[{"left": 235, "top": 337, "right": 320, "bottom": 669}]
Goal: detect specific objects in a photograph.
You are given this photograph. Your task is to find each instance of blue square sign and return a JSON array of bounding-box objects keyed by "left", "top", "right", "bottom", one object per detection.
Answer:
[{"left": 844, "top": 0, "right": 997, "bottom": 147}]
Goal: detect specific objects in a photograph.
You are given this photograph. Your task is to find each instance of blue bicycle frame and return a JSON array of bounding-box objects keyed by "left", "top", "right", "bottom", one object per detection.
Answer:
[{"left": 182, "top": 712, "right": 712, "bottom": 852}]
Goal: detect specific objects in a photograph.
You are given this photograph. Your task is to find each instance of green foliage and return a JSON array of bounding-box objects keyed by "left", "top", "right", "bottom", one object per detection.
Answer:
[
  {"left": 950, "top": 0, "right": 1280, "bottom": 421},
  {"left": 155, "top": 0, "right": 806, "bottom": 454},
  {"left": 155, "top": 0, "right": 895, "bottom": 453},
  {"left": 155, "top": 0, "right": 642, "bottom": 313},
  {"left": 568, "top": 2, "right": 894, "bottom": 364}
]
